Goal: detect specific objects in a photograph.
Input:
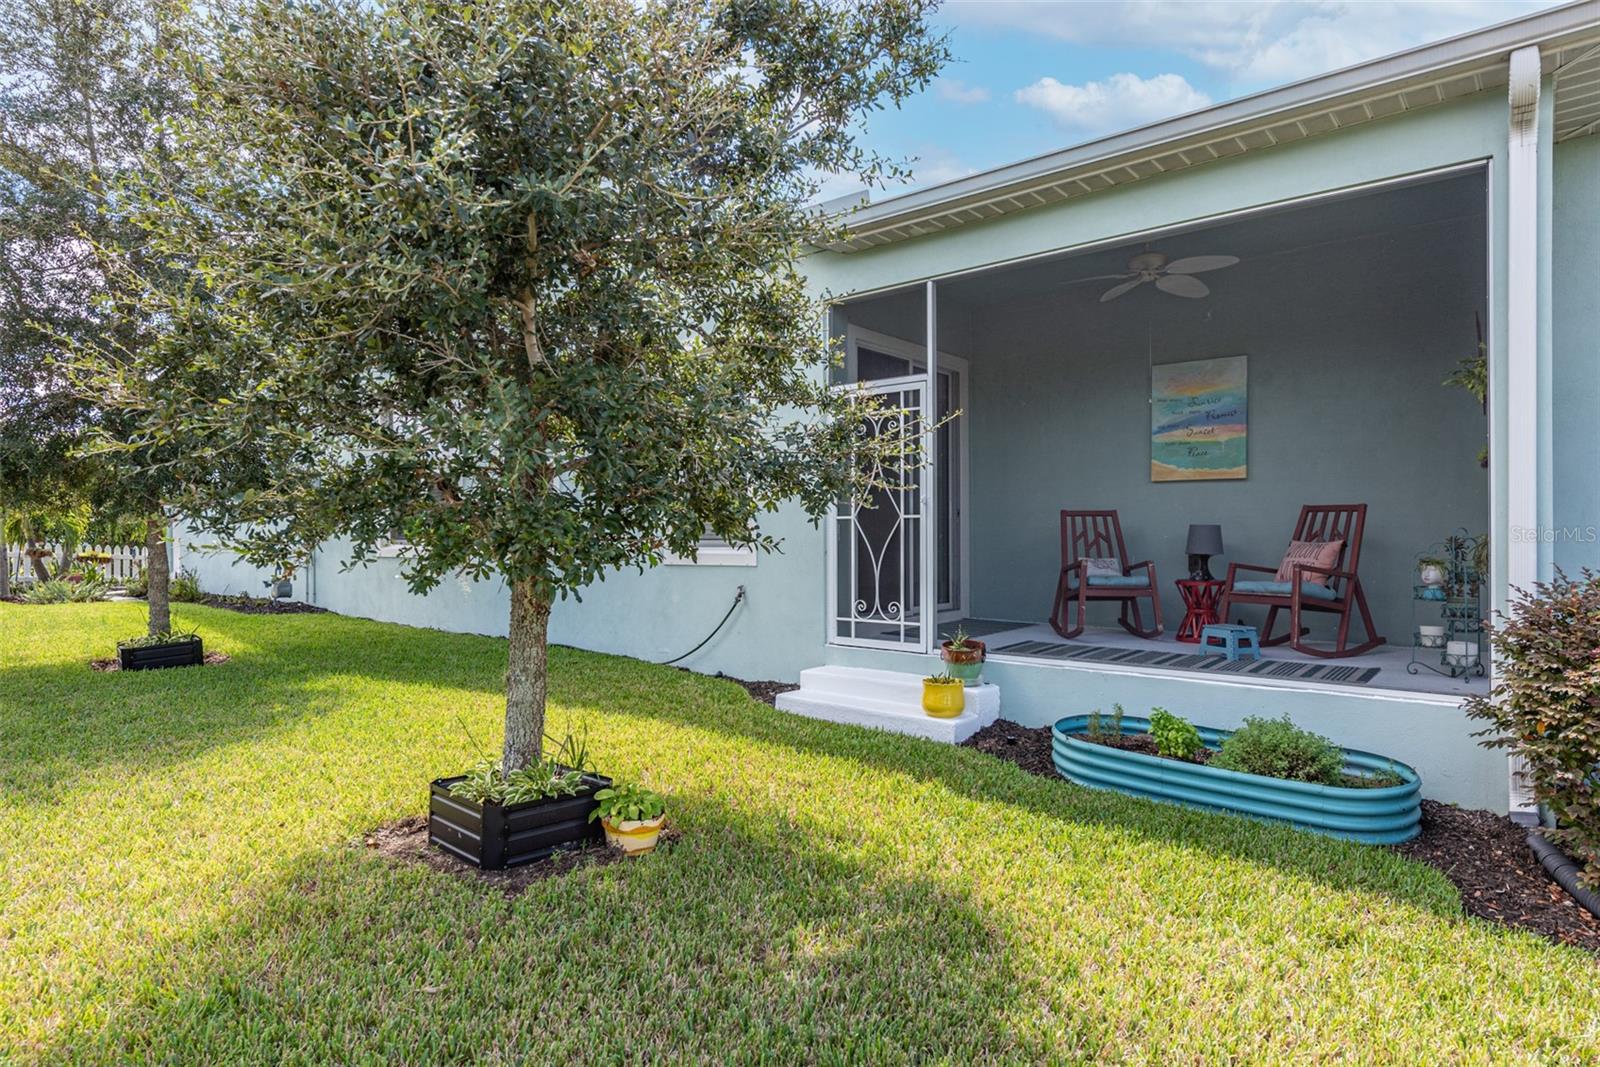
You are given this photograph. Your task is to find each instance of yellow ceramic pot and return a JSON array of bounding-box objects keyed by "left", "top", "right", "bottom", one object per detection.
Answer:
[
  {"left": 602, "top": 814, "right": 667, "bottom": 855},
  {"left": 922, "top": 679, "right": 966, "bottom": 718}
]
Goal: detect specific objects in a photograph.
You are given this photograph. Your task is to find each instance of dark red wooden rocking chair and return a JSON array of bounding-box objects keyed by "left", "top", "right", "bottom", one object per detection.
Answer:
[
  {"left": 1216, "top": 503, "right": 1386, "bottom": 659},
  {"left": 1049, "top": 510, "right": 1163, "bottom": 639}
]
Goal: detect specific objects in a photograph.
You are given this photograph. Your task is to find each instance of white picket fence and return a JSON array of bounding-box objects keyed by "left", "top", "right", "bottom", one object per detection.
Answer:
[{"left": 4, "top": 543, "right": 148, "bottom": 582}]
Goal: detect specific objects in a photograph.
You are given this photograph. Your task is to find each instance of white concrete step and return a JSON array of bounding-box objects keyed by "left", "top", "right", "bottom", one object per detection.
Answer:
[{"left": 775, "top": 665, "right": 1001, "bottom": 744}]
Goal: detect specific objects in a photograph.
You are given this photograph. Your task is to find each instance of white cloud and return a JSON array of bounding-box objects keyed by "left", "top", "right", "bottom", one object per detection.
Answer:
[
  {"left": 936, "top": 78, "right": 992, "bottom": 104},
  {"left": 947, "top": 1, "right": 1561, "bottom": 89},
  {"left": 1015, "top": 72, "right": 1211, "bottom": 131}
]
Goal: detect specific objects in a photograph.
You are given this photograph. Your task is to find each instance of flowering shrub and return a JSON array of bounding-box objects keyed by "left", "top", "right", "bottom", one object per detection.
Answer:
[{"left": 1466, "top": 569, "right": 1600, "bottom": 887}]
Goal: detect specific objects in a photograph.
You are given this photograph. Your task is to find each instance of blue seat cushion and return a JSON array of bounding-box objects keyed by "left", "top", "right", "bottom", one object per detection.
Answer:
[
  {"left": 1086, "top": 575, "right": 1149, "bottom": 588},
  {"left": 1232, "top": 579, "right": 1338, "bottom": 602}
]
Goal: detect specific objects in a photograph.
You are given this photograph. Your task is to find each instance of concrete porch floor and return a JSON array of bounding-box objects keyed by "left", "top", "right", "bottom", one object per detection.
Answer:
[{"left": 941, "top": 617, "right": 1489, "bottom": 698}]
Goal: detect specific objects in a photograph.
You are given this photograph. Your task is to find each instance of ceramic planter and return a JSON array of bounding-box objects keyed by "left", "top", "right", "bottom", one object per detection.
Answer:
[
  {"left": 1418, "top": 563, "right": 1447, "bottom": 588},
  {"left": 117, "top": 635, "right": 204, "bottom": 671},
  {"left": 939, "top": 639, "right": 987, "bottom": 685},
  {"left": 601, "top": 814, "right": 666, "bottom": 855},
  {"left": 428, "top": 772, "right": 611, "bottom": 870},
  {"left": 1051, "top": 715, "right": 1421, "bottom": 844},
  {"left": 921, "top": 679, "right": 965, "bottom": 718}
]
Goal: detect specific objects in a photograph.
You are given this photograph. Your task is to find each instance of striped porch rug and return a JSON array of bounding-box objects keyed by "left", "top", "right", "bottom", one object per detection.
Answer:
[{"left": 989, "top": 639, "right": 1382, "bottom": 687}]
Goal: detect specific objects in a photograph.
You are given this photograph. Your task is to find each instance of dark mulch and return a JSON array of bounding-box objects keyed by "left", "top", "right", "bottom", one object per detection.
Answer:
[
  {"left": 963, "top": 718, "right": 1600, "bottom": 955},
  {"left": 1395, "top": 801, "right": 1600, "bottom": 954},
  {"left": 729, "top": 677, "right": 799, "bottom": 706},
  {"left": 90, "top": 650, "right": 231, "bottom": 672},
  {"left": 363, "top": 815, "right": 678, "bottom": 897},
  {"left": 195, "top": 594, "right": 328, "bottom": 615}
]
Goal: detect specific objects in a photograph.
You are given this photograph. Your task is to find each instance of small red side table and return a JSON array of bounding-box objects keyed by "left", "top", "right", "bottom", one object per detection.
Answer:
[{"left": 1175, "top": 579, "right": 1225, "bottom": 643}]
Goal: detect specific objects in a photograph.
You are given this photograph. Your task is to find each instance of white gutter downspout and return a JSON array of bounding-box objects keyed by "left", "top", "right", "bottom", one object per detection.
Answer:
[{"left": 1505, "top": 44, "right": 1542, "bottom": 825}]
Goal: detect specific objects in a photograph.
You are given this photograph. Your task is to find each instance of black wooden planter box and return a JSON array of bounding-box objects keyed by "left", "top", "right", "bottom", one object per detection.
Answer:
[
  {"left": 117, "top": 635, "right": 204, "bottom": 671},
  {"left": 428, "top": 772, "right": 611, "bottom": 870}
]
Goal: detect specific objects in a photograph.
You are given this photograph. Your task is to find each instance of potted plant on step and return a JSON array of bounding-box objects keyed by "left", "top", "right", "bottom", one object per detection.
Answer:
[
  {"left": 590, "top": 781, "right": 668, "bottom": 855},
  {"left": 429, "top": 735, "right": 610, "bottom": 870},
  {"left": 922, "top": 672, "right": 965, "bottom": 718},
  {"left": 940, "top": 627, "right": 987, "bottom": 686}
]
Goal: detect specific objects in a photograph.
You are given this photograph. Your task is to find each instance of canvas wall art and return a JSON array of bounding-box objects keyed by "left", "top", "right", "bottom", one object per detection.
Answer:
[{"left": 1151, "top": 355, "right": 1247, "bottom": 481}]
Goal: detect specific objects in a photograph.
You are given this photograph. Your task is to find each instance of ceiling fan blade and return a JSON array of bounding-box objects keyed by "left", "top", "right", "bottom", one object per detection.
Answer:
[
  {"left": 1164, "top": 255, "right": 1239, "bottom": 274},
  {"left": 1068, "top": 272, "right": 1136, "bottom": 285},
  {"left": 1099, "top": 277, "right": 1148, "bottom": 302},
  {"left": 1156, "top": 273, "right": 1209, "bottom": 299}
]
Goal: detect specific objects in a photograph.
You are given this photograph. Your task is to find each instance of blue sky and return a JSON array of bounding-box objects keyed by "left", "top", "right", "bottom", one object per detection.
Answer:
[{"left": 838, "top": 0, "right": 1565, "bottom": 197}]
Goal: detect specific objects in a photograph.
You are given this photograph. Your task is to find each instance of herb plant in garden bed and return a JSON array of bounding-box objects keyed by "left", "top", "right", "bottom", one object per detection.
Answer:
[
  {"left": 429, "top": 737, "right": 611, "bottom": 870},
  {"left": 116, "top": 629, "right": 204, "bottom": 671},
  {"left": 1053, "top": 709, "right": 1421, "bottom": 843}
]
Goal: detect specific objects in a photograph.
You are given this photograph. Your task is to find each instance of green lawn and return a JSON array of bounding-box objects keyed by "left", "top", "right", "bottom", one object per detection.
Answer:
[{"left": 3, "top": 603, "right": 1599, "bottom": 1063}]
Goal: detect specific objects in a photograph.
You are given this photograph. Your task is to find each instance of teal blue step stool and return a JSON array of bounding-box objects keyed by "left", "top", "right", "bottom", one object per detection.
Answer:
[{"left": 1200, "top": 624, "right": 1262, "bottom": 662}]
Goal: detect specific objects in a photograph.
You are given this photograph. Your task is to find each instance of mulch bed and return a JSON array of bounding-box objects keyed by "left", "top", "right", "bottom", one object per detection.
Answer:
[
  {"left": 90, "top": 651, "right": 232, "bottom": 672},
  {"left": 194, "top": 594, "right": 328, "bottom": 615},
  {"left": 962, "top": 718, "right": 1600, "bottom": 955},
  {"left": 363, "top": 814, "right": 678, "bottom": 897},
  {"left": 728, "top": 677, "right": 799, "bottom": 706}
]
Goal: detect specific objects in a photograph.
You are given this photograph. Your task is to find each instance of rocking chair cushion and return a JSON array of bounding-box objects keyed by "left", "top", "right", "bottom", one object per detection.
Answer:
[
  {"left": 1086, "top": 575, "right": 1148, "bottom": 588},
  {"left": 1232, "top": 579, "right": 1339, "bottom": 602},
  {"left": 1080, "top": 557, "right": 1123, "bottom": 579}
]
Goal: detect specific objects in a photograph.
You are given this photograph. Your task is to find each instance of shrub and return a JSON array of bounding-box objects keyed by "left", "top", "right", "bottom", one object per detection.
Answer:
[
  {"left": 170, "top": 568, "right": 204, "bottom": 602},
  {"left": 1211, "top": 715, "right": 1344, "bottom": 785},
  {"left": 20, "top": 578, "right": 109, "bottom": 604},
  {"left": 1148, "top": 707, "right": 1203, "bottom": 760},
  {"left": 1466, "top": 569, "right": 1600, "bottom": 887},
  {"left": 123, "top": 571, "right": 149, "bottom": 598}
]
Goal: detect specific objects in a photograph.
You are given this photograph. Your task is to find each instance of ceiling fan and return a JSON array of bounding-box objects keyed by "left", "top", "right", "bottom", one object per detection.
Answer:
[{"left": 1078, "top": 250, "right": 1240, "bottom": 302}]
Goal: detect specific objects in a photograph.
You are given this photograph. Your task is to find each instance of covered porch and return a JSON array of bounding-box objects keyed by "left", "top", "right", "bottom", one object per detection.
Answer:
[{"left": 788, "top": 165, "right": 1505, "bottom": 808}]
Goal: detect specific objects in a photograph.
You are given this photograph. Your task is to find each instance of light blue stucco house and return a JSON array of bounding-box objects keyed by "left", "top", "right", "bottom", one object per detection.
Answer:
[{"left": 183, "top": 3, "right": 1600, "bottom": 817}]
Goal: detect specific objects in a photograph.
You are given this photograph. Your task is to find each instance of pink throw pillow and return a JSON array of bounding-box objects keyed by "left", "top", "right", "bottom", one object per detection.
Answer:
[{"left": 1275, "top": 539, "right": 1343, "bottom": 585}]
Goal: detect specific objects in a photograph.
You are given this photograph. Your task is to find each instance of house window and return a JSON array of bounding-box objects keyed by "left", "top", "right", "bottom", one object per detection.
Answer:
[
  {"left": 664, "top": 527, "right": 757, "bottom": 567},
  {"left": 375, "top": 530, "right": 411, "bottom": 558}
]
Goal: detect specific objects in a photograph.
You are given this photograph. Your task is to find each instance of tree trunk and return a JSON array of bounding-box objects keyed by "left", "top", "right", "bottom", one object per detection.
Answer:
[
  {"left": 503, "top": 577, "right": 550, "bottom": 770},
  {"left": 0, "top": 512, "right": 9, "bottom": 599},
  {"left": 145, "top": 516, "right": 171, "bottom": 636},
  {"left": 26, "top": 540, "right": 49, "bottom": 582}
]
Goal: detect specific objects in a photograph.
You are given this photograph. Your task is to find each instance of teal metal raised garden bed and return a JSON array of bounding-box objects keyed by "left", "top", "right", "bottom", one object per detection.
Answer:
[{"left": 1052, "top": 715, "right": 1421, "bottom": 844}]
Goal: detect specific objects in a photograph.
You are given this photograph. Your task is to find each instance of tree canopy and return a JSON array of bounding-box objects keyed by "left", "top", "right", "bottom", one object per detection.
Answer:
[{"left": 93, "top": 0, "right": 949, "bottom": 766}]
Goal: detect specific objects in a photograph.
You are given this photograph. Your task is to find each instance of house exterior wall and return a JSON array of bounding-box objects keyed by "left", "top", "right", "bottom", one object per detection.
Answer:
[{"left": 179, "top": 85, "right": 1575, "bottom": 814}]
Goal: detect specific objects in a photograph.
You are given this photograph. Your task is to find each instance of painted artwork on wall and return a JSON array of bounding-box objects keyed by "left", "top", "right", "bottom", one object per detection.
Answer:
[{"left": 1151, "top": 355, "right": 1248, "bottom": 481}]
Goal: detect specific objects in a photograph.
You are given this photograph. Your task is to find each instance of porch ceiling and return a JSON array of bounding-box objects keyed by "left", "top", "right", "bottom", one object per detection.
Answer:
[{"left": 826, "top": 4, "right": 1600, "bottom": 254}]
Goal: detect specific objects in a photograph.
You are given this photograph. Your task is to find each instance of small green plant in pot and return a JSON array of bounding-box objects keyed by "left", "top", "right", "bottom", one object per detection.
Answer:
[
  {"left": 939, "top": 627, "right": 986, "bottom": 686},
  {"left": 921, "top": 672, "right": 965, "bottom": 718},
  {"left": 590, "top": 782, "right": 668, "bottom": 855}
]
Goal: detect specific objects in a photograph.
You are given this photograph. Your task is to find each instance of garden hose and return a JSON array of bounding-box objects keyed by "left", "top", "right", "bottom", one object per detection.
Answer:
[{"left": 662, "top": 585, "right": 746, "bottom": 665}]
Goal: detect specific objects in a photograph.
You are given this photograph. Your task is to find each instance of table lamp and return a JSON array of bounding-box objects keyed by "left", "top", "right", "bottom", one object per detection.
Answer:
[{"left": 1186, "top": 524, "right": 1223, "bottom": 581}]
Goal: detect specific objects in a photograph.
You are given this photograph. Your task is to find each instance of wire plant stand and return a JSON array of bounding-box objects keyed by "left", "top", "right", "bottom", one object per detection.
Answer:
[{"left": 1408, "top": 530, "right": 1485, "bottom": 679}]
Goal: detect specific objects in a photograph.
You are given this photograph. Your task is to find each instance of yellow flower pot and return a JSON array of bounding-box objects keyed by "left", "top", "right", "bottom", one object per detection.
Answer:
[
  {"left": 601, "top": 814, "right": 667, "bottom": 855},
  {"left": 922, "top": 679, "right": 965, "bottom": 718}
]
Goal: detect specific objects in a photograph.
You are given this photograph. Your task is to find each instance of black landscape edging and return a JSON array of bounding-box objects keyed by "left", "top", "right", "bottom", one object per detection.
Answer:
[{"left": 1527, "top": 831, "right": 1600, "bottom": 920}]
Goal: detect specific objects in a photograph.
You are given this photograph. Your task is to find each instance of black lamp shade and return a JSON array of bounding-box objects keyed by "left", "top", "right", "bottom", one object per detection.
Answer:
[{"left": 1185, "top": 524, "right": 1224, "bottom": 557}]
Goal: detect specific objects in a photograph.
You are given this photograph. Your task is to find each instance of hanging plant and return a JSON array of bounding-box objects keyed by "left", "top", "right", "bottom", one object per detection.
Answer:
[{"left": 1443, "top": 312, "right": 1488, "bottom": 468}]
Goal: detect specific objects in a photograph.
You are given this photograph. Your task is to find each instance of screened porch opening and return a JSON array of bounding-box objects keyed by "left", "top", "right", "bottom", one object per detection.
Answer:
[{"left": 828, "top": 167, "right": 1491, "bottom": 698}]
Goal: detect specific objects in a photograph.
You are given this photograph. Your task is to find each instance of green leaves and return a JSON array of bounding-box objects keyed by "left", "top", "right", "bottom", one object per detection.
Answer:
[
  {"left": 1148, "top": 708, "right": 1204, "bottom": 761},
  {"left": 95, "top": 0, "right": 946, "bottom": 602},
  {"left": 1466, "top": 569, "right": 1600, "bottom": 887},
  {"left": 588, "top": 781, "right": 666, "bottom": 824}
]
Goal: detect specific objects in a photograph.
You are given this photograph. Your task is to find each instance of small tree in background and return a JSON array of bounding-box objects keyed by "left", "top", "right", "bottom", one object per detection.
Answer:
[
  {"left": 101, "top": 0, "right": 948, "bottom": 770},
  {"left": 0, "top": 0, "right": 188, "bottom": 631},
  {"left": 1466, "top": 570, "right": 1600, "bottom": 886}
]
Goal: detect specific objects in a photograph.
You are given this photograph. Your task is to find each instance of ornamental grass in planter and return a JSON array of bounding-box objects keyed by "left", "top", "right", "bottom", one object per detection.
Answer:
[{"left": 116, "top": 629, "right": 204, "bottom": 670}]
